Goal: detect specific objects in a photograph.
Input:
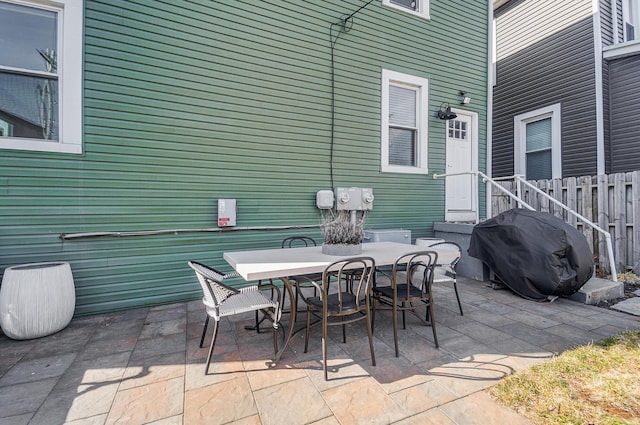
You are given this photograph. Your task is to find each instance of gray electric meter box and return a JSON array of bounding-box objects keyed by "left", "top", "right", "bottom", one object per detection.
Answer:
[
  {"left": 316, "top": 190, "right": 335, "bottom": 209},
  {"left": 363, "top": 228, "right": 412, "bottom": 244},
  {"left": 217, "top": 199, "right": 236, "bottom": 227},
  {"left": 334, "top": 187, "right": 374, "bottom": 211}
]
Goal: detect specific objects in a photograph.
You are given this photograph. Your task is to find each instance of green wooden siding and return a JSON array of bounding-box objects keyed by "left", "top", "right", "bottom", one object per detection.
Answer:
[{"left": 0, "top": 0, "right": 489, "bottom": 316}]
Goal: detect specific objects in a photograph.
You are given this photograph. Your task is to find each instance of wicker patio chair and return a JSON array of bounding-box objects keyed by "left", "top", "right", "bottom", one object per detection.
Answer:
[
  {"left": 303, "top": 256, "right": 376, "bottom": 380},
  {"left": 372, "top": 251, "right": 439, "bottom": 357},
  {"left": 188, "top": 261, "right": 282, "bottom": 374}
]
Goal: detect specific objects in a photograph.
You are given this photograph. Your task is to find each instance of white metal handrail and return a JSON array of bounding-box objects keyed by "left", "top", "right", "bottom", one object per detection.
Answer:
[
  {"left": 432, "top": 171, "right": 536, "bottom": 222},
  {"left": 513, "top": 175, "right": 617, "bottom": 282},
  {"left": 432, "top": 171, "right": 617, "bottom": 282}
]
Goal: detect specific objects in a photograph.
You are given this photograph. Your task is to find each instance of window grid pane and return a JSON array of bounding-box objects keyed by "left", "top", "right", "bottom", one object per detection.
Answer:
[
  {"left": 526, "top": 149, "right": 552, "bottom": 180},
  {"left": 625, "top": 0, "right": 637, "bottom": 41},
  {"left": 389, "top": 85, "right": 417, "bottom": 128},
  {"left": 390, "top": 0, "right": 417, "bottom": 11},
  {"left": 525, "top": 117, "right": 552, "bottom": 152},
  {"left": 0, "top": 72, "right": 59, "bottom": 140},
  {"left": 0, "top": 2, "right": 57, "bottom": 72},
  {"left": 448, "top": 119, "right": 468, "bottom": 140},
  {"left": 389, "top": 127, "right": 416, "bottom": 166},
  {"left": 0, "top": 2, "right": 59, "bottom": 141}
]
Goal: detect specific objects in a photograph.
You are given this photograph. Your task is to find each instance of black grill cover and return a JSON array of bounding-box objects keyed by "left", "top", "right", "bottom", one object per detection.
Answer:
[{"left": 468, "top": 209, "right": 594, "bottom": 301}]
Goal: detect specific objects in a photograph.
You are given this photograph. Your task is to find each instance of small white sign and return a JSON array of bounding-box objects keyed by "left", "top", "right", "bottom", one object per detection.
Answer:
[{"left": 218, "top": 199, "right": 236, "bottom": 227}]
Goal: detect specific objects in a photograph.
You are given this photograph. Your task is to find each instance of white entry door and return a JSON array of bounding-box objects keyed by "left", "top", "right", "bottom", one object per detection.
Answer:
[{"left": 445, "top": 110, "right": 477, "bottom": 222}]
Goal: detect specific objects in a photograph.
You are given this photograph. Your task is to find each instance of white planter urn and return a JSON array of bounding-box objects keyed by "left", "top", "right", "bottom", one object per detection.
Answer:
[{"left": 0, "top": 262, "right": 76, "bottom": 340}]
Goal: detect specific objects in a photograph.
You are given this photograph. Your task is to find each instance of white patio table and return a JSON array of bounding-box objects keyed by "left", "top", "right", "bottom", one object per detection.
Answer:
[{"left": 223, "top": 241, "right": 459, "bottom": 363}]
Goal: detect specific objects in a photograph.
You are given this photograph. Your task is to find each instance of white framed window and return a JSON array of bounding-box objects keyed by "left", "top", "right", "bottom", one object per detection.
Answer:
[
  {"left": 514, "top": 104, "right": 562, "bottom": 180},
  {"left": 382, "top": 0, "right": 430, "bottom": 20},
  {"left": 381, "top": 69, "right": 429, "bottom": 174},
  {"left": 623, "top": 0, "right": 640, "bottom": 41},
  {"left": 0, "top": 0, "right": 83, "bottom": 154}
]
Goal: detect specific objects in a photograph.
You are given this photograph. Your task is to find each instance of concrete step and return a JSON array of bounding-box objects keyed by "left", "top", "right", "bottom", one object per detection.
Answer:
[{"left": 567, "top": 277, "right": 624, "bottom": 305}]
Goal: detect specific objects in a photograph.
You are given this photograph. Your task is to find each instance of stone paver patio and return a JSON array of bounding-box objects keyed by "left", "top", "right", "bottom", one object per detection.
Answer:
[{"left": 1, "top": 277, "right": 639, "bottom": 425}]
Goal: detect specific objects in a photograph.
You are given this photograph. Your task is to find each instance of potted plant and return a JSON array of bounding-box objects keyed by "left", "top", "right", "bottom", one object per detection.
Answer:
[{"left": 320, "top": 209, "right": 366, "bottom": 255}]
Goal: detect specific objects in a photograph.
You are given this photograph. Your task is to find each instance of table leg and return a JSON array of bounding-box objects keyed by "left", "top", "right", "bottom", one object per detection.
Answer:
[{"left": 272, "top": 276, "right": 296, "bottom": 364}]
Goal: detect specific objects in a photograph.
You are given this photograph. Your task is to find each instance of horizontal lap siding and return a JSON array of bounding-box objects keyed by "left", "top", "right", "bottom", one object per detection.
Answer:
[
  {"left": 493, "top": 0, "right": 598, "bottom": 178},
  {"left": 609, "top": 55, "right": 640, "bottom": 173},
  {"left": 0, "top": 0, "right": 488, "bottom": 315}
]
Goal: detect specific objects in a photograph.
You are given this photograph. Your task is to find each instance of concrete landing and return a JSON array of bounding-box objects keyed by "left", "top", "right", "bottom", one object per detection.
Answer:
[{"left": 568, "top": 277, "right": 624, "bottom": 305}]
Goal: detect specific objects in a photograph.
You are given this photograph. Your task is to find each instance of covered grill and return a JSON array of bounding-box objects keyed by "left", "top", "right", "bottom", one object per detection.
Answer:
[{"left": 468, "top": 209, "right": 594, "bottom": 301}]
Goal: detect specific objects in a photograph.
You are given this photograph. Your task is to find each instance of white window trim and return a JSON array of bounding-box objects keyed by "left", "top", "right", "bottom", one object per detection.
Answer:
[
  {"left": 514, "top": 103, "right": 562, "bottom": 180},
  {"left": 382, "top": 0, "right": 430, "bottom": 20},
  {"left": 381, "top": 69, "right": 429, "bottom": 174},
  {"left": 623, "top": 0, "right": 640, "bottom": 42},
  {"left": 603, "top": 39, "right": 640, "bottom": 58},
  {"left": 0, "top": 0, "right": 83, "bottom": 154}
]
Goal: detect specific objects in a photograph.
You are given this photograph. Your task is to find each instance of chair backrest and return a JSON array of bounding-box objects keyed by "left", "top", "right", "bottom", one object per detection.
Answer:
[
  {"left": 429, "top": 241, "right": 461, "bottom": 267},
  {"left": 392, "top": 251, "right": 438, "bottom": 299},
  {"left": 321, "top": 256, "right": 375, "bottom": 315},
  {"left": 281, "top": 236, "right": 317, "bottom": 248},
  {"left": 188, "top": 261, "right": 238, "bottom": 309}
]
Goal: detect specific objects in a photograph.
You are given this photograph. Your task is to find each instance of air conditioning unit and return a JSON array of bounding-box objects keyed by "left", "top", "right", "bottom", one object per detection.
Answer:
[{"left": 363, "top": 229, "right": 411, "bottom": 244}]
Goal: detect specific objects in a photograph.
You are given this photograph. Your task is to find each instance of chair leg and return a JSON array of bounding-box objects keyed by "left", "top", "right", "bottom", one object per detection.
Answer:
[
  {"left": 371, "top": 297, "right": 377, "bottom": 330},
  {"left": 199, "top": 315, "right": 209, "bottom": 348},
  {"left": 304, "top": 307, "right": 311, "bottom": 353},
  {"left": 322, "top": 315, "right": 329, "bottom": 381},
  {"left": 453, "top": 279, "right": 464, "bottom": 316},
  {"left": 245, "top": 309, "right": 269, "bottom": 333},
  {"left": 392, "top": 301, "right": 399, "bottom": 357},
  {"left": 365, "top": 306, "right": 376, "bottom": 367},
  {"left": 342, "top": 317, "right": 346, "bottom": 344},
  {"left": 249, "top": 280, "right": 276, "bottom": 333},
  {"left": 428, "top": 300, "right": 439, "bottom": 348},
  {"left": 402, "top": 302, "right": 407, "bottom": 330},
  {"left": 205, "top": 319, "right": 220, "bottom": 375},
  {"left": 272, "top": 316, "right": 279, "bottom": 355}
]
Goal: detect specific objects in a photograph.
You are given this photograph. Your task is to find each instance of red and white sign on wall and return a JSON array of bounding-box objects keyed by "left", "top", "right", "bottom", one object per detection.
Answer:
[{"left": 217, "top": 199, "right": 236, "bottom": 227}]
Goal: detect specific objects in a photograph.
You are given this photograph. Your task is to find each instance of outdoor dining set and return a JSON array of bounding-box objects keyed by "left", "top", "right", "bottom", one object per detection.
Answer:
[{"left": 188, "top": 238, "right": 462, "bottom": 381}]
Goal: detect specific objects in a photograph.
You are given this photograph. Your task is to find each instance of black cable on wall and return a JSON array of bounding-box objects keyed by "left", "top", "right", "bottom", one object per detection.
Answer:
[{"left": 328, "top": 0, "right": 376, "bottom": 189}]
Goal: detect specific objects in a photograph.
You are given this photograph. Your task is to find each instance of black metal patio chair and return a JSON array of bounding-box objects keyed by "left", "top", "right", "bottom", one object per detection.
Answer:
[
  {"left": 372, "top": 250, "right": 439, "bottom": 357},
  {"left": 303, "top": 256, "right": 376, "bottom": 380}
]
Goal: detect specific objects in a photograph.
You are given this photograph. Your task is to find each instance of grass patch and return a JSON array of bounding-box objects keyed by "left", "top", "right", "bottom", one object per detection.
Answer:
[
  {"left": 488, "top": 330, "right": 640, "bottom": 425},
  {"left": 617, "top": 272, "right": 640, "bottom": 285}
]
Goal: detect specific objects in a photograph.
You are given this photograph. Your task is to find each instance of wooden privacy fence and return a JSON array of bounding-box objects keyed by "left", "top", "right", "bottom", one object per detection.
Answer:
[{"left": 491, "top": 171, "right": 640, "bottom": 275}]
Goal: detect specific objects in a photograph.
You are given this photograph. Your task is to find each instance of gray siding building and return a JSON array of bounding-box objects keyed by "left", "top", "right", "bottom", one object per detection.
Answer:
[{"left": 493, "top": 0, "right": 640, "bottom": 178}]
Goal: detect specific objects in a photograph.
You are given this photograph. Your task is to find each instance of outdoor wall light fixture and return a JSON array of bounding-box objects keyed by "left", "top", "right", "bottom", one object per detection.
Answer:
[
  {"left": 437, "top": 103, "right": 457, "bottom": 120},
  {"left": 460, "top": 91, "right": 471, "bottom": 105}
]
